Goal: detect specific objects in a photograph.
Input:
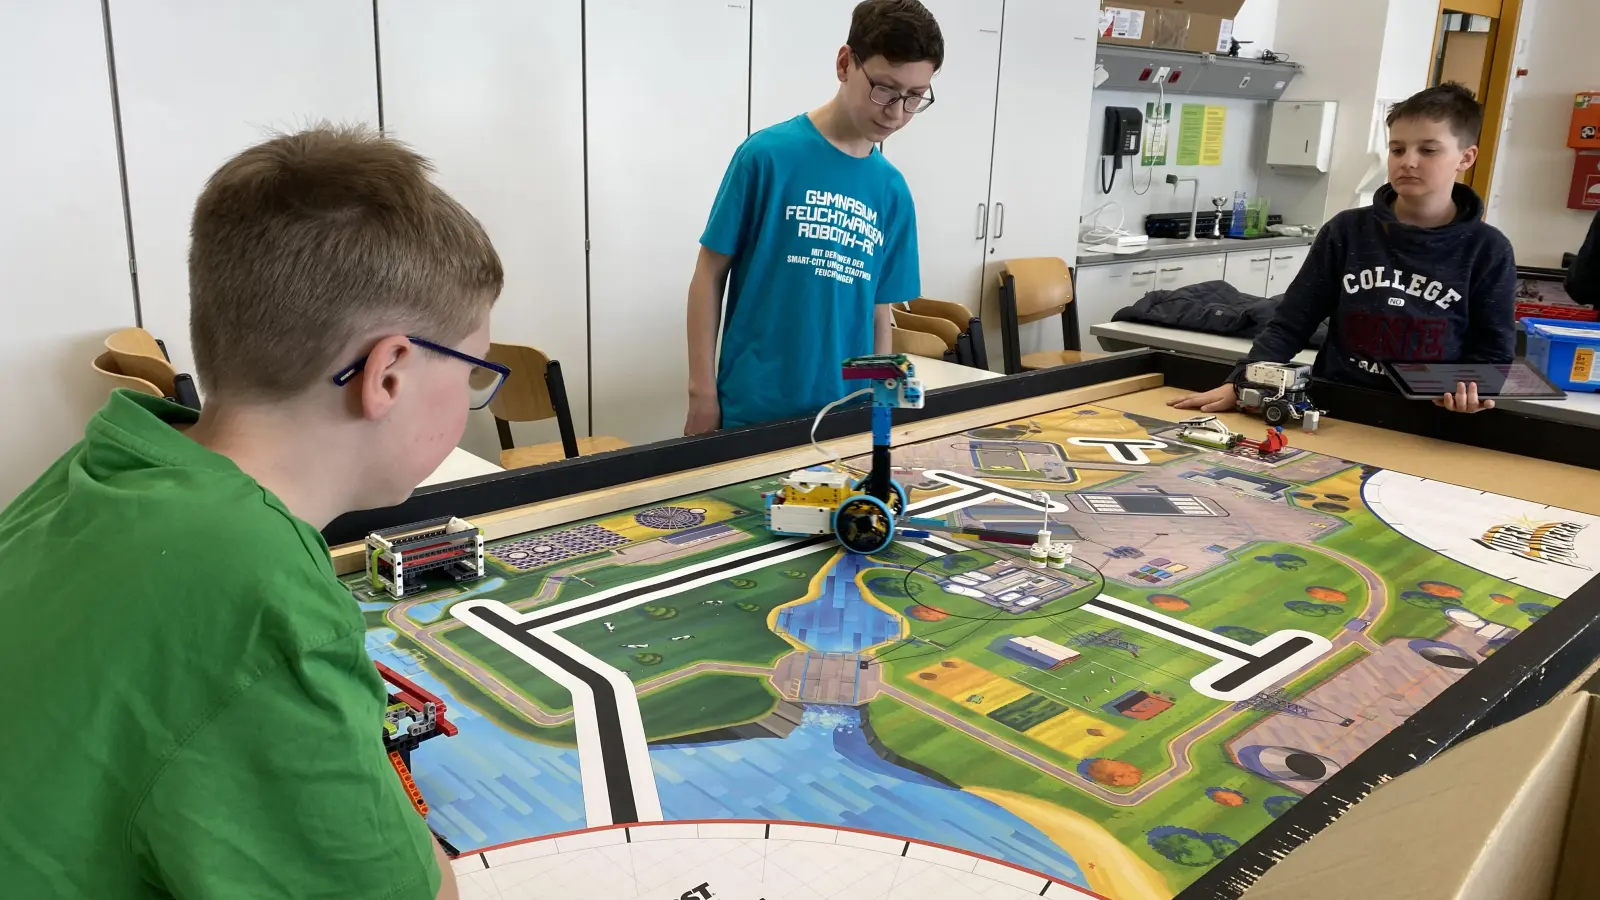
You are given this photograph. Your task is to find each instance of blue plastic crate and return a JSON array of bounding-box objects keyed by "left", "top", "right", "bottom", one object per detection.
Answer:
[{"left": 1524, "top": 318, "right": 1600, "bottom": 393}]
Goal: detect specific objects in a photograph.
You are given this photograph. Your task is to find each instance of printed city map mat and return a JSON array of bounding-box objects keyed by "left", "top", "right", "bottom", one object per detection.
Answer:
[{"left": 349, "top": 405, "right": 1600, "bottom": 900}]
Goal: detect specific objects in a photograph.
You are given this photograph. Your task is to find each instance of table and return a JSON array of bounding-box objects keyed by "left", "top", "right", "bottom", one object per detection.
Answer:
[
  {"left": 418, "top": 446, "right": 503, "bottom": 487},
  {"left": 322, "top": 354, "right": 1600, "bottom": 900},
  {"left": 906, "top": 353, "right": 1002, "bottom": 389},
  {"left": 1090, "top": 321, "right": 1600, "bottom": 427}
]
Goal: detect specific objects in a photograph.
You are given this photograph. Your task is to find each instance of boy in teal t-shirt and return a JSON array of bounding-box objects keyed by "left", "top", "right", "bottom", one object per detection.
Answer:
[
  {"left": 685, "top": 0, "right": 943, "bottom": 432},
  {"left": 0, "top": 128, "right": 505, "bottom": 898}
]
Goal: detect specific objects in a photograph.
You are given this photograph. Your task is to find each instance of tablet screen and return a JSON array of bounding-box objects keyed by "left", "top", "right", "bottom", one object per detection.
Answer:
[{"left": 1386, "top": 362, "right": 1567, "bottom": 400}]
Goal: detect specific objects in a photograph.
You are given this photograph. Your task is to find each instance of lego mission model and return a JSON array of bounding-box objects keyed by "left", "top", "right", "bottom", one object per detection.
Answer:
[{"left": 366, "top": 516, "right": 485, "bottom": 598}]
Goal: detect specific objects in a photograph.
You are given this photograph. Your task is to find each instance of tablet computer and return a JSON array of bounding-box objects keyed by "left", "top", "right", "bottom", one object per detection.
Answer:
[{"left": 1385, "top": 362, "right": 1568, "bottom": 400}]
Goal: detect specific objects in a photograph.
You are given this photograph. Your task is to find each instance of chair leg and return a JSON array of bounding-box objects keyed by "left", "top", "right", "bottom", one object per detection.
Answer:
[
  {"left": 999, "top": 274, "right": 1022, "bottom": 375},
  {"left": 1061, "top": 299, "right": 1082, "bottom": 352},
  {"left": 544, "top": 360, "right": 582, "bottom": 459},
  {"left": 967, "top": 316, "right": 990, "bottom": 371},
  {"left": 495, "top": 417, "right": 515, "bottom": 452},
  {"left": 955, "top": 332, "right": 974, "bottom": 367}
]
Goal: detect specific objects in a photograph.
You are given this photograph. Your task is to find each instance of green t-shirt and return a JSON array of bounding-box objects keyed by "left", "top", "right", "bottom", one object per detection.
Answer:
[{"left": 0, "top": 391, "right": 440, "bottom": 899}]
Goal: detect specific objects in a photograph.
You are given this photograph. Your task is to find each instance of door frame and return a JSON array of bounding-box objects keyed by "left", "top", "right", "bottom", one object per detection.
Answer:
[{"left": 1429, "top": 0, "right": 1524, "bottom": 202}]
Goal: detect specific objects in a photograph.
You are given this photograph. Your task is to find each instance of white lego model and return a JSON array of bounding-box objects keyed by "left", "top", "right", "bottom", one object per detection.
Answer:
[{"left": 1235, "top": 362, "right": 1322, "bottom": 431}]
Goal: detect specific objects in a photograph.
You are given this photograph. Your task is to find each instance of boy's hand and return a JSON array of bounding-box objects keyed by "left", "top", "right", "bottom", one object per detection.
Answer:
[
  {"left": 1167, "top": 384, "right": 1238, "bottom": 413},
  {"left": 1434, "top": 381, "right": 1495, "bottom": 414},
  {"left": 685, "top": 389, "right": 721, "bottom": 435}
]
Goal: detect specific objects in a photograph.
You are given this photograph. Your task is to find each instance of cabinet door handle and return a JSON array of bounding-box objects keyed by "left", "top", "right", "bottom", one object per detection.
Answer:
[
  {"left": 1132, "top": 269, "right": 1157, "bottom": 276},
  {"left": 1160, "top": 266, "right": 1184, "bottom": 273},
  {"left": 1251, "top": 256, "right": 1271, "bottom": 263},
  {"left": 975, "top": 203, "right": 988, "bottom": 240},
  {"left": 992, "top": 202, "right": 1005, "bottom": 238}
]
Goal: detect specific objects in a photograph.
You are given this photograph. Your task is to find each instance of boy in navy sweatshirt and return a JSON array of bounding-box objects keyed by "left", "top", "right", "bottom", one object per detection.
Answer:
[{"left": 1172, "top": 83, "right": 1515, "bottom": 415}]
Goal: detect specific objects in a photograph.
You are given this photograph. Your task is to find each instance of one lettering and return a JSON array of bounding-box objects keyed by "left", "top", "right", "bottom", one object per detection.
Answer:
[
  {"left": 1359, "top": 269, "right": 1376, "bottom": 290},
  {"left": 1407, "top": 274, "right": 1427, "bottom": 297},
  {"left": 1343, "top": 273, "right": 1359, "bottom": 294},
  {"left": 679, "top": 883, "right": 714, "bottom": 900},
  {"left": 1423, "top": 281, "right": 1442, "bottom": 302},
  {"left": 1436, "top": 289, "right": 1462, "bottom": 311}
]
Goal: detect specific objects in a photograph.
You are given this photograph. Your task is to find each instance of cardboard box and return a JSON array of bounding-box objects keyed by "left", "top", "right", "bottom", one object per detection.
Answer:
[
  {"left": 1242, "top": 692, "right": 1600, "bottom": 900},
  {"left": 1100, "top": 1, "right": 1242, "bottom": 54}
]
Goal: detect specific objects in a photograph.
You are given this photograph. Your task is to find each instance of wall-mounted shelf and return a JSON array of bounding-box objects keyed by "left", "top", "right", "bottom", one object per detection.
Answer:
[{"left": 1094, "top": 44, "right": 1303, "bottom": 101}]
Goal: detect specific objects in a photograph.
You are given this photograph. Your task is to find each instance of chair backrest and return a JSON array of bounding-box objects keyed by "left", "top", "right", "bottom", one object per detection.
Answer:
[
  {"left": 104, "top": 327, "right": 177, "bottom": 396},
  {"left": 891, "top": 307, "right": 961, "bottom": 349},
  {"left": 1001, "top": 257, "right": 1074, "bottom": 325},
  {"left": 92, "top": 351, "right": 164, "bottom": 398},
  {"left": 905, "top": 298, "right": 975, "bottom": 332},
  {"left": 485, "top": 342, "right": 557, "bottom": 423},
  {"left": 890, "top": 324, "right": 949, "bottom": 358}
]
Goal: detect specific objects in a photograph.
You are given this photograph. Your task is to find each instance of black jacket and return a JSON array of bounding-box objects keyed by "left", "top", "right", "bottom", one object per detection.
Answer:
[
  {"left": 1568, "top": 209, "right": 1600, "bottom": 308},
  {"left": 1112, "top": 280, "right": 1326, "bottom": 345},
  {"left": 1235, "top": 183, "right": 1516, "bottom": 389}
]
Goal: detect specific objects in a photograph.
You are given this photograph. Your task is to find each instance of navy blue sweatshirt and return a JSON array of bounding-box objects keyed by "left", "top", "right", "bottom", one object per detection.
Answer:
[{"left": 1237, "top": 183, "right": 1516, "bottom": 390}]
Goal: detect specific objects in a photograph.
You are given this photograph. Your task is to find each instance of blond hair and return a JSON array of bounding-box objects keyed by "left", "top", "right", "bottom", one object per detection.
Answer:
[{"left": 188, "top": 125, "right": 503, "bottom": 398}]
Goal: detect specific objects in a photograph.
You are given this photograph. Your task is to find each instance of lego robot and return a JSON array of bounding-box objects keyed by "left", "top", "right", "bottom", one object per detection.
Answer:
[
  {"left": 766, "top": 355, "right": 921, "bottom": 555},
  {"left": 766, "top": 357, "right": 1074, "bottom": 560},
  {"left": 1234, "top": 362, "right": 1322, "bottom": 432},
  {"left": 1174, "top": 415, "right": 1243, "bottom": 451}
]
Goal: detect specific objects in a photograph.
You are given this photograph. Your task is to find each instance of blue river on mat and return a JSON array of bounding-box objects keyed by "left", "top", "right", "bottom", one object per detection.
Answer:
[
  {"left": 368, "top": 627, "right": 1085, "bottom": 887},
  {"left": 774, "top": 553, "right": 901, "bottom": 653}
]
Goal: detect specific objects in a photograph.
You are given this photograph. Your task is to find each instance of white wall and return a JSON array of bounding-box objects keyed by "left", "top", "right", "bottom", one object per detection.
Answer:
[
  {"left": 1487, "top": 0, "right": 1599, "bottom": 266},
  {"left": 110, "top": 2, "right": 379, "bottom": 383},
  {"left": 0, "top": 4, "right": 137, "bottom": 506},
  {"left": 1229, "top": 0, "right": 1280, "bottom": 54},
  {"left": 1081, "top": 91, "right": 1271, "bottom": 234}
]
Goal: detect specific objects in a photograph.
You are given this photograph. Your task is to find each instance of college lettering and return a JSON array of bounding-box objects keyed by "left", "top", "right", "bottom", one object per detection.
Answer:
[
  {"left": 1341, "top": 266, "right": 1460, "bottom": 310},
  {"left": 1343, "top": 312, "right": 1448, "bottom": 360}
]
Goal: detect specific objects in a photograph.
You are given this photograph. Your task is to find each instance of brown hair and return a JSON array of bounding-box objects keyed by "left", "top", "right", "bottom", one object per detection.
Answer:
[
  {"left": 188, "top": 125, "right": 503, "bottom": 398},
  {"left": 1386, "top": 82, "right": 1484, "bottom": 148},
  {"left": 847, "top": 0, "right": 944, "bottom": 71}
]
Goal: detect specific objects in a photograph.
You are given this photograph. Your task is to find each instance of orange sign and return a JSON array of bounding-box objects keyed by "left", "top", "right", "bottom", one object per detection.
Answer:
[{"left": 1571, "top": 92, "right": 1600, "bottom": 149}]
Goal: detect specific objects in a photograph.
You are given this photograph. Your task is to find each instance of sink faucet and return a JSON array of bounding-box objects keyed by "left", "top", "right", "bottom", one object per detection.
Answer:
[{"left": 1166, "top": 174, "right": 1200, "bottom": 240}]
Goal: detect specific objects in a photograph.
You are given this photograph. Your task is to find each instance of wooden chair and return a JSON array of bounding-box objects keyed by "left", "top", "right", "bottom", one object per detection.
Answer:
[
  {"left": 97, "top": 327, "right": 202, "bottom": 409},
  {"left": 92, "top": 351, "right": 164, "bottom": 398},
  {"left": 901, "top": 298, "right": 989, "bottom": 370},
  {"left": 890, "top": 307, "right": 961, "bottom": 362},
  {"left": 996, "top": 258, "right": 1103, "bottom": 374},
  {"left": 889, "top": 322, "right": 950, "bottom": 359},
  {"left": 486, "top": 342, "right": 629, "bottom": 469}
]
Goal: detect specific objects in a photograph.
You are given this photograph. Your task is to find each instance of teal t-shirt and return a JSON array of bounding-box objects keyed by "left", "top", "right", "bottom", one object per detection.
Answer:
[
  {"left": 702, "top": 113, "right": 921, "bottom": 428},
  {"left": 0, "top": 391, "right": 439, "bottom": 899}
]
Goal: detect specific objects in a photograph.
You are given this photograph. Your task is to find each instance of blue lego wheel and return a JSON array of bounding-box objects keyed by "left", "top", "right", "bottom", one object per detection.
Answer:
[{"left": 833, "top": 494, "right": 896, "bottom": 555}]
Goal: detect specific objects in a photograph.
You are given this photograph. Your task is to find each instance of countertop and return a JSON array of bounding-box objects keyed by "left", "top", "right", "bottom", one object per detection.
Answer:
[{"left": 1075, "top": 234, "right": 1315, "bottom": 268}]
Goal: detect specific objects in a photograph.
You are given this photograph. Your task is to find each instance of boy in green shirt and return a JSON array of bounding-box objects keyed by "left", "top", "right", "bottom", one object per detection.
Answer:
[{"left": 0, "top": 127, "right": 506, "bottom": 898}]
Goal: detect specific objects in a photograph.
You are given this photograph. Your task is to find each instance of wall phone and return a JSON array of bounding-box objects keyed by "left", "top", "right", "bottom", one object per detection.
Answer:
[{"left": 1101, "top": 106, "right": 1143, "bottom": 193}]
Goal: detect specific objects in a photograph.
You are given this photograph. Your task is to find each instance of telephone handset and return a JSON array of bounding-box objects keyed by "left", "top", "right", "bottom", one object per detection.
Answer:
[{"left": 1101, "top": 106, "right": 1144, "bottom": 193}]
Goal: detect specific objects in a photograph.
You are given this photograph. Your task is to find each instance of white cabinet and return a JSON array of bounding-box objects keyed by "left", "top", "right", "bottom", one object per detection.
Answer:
[
  {"left": 980, "top": 0, "right": 1100, "bottom": 361},
  {"left": 882, "top": 0, "right": 1003, "bottom": 308},
  {"left": 111, "top": 1, "right": 378, "bottom": 381},
  {"left": 1224, "top": 250, "right": 1274, "bottom": 296},
  {"left": 587, "top": 0, "right": 749, "bottom": 446},
  {"left": 1, "top": 2, "right": 137, "bottom": 506},
  {"left": 378, "top": 0, "right": 588, "bottom": 458},
  {"left": 1073, "top": 261, "right": 1153, "bottom": 348},
  {"left": 1267, "top": 244, "right": 1312, "bottom": 294},
  {"left": 751, "top": 1, "right": 857, "bottom": 133},
  {"left": 1155, "top": 253, "right": 1226, "bottom": 292}
]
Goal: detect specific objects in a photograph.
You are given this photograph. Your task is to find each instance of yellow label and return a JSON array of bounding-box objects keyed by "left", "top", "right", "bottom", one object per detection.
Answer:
[{"left": 1574, "top": 347, "right": 1595, "bottom": 383}]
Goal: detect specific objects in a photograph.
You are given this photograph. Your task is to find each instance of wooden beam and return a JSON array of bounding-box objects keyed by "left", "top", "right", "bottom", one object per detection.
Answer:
[{"left": 330, "top": 372, "right": 1164, "bottom": 574}]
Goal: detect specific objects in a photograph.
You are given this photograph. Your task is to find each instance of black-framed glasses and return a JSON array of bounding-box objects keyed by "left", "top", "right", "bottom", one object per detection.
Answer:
[
  {"left": 853, "top": 54, "right": 935, "bottom": 114},
  {"left": 332, "top": 336, "right": 511, "bottom": 411}
]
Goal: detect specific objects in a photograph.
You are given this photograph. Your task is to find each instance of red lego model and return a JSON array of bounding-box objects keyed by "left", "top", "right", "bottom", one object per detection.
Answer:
[{"left": 1237, "top": 426, "right": 1288, "bottom": 457}]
